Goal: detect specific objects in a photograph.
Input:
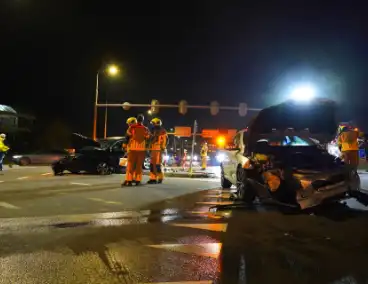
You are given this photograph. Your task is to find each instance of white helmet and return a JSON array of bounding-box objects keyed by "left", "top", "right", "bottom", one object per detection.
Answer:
[{"left": 0, "top": 133, "right": 6, "bottom": 139}]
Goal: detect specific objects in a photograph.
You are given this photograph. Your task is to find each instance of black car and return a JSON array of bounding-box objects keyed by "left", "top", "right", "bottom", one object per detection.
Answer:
[
  {"left": 52, "top": 134, "right": 127, "bottom": 175},
  {"left": 220, "top": 99, "right": 361, "bottom": 210}
]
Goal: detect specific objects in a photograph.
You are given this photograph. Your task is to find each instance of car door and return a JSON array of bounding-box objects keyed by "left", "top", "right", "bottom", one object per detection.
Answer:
[{"left": 109, "top": 140, "right": 126, "bottom": 167}]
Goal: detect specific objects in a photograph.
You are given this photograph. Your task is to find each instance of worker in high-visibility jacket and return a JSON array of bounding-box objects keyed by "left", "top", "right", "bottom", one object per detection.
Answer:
[
  {"left": 0, "top": 133, "right": 10, "bottom": 172},
  {"left": 338, "top": 126, "right": 359, "bottom": 171},
  {"left": 122, "top": 117, "right": 137, "bottom": 152},
  {"left": 148, "top": 118, "right": 168, "bottom": 184},
  {"left": 121, "top": 117, "right": 137, "bottom": 186},
  {"left": 200, "top": 141, "right": 208, "bottom": 170},
  {"left": 122, "top": 114, "right": 150, "bottom": 186}
]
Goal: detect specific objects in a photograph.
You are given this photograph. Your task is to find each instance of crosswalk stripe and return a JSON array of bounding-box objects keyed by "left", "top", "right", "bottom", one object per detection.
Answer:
[
  {"left": 169, "top": 223, "right": 228, "bottom": 232},
  {"left": 0, "top": 202, "right": 20, "bottom": 209},
  {"left": 196, "top": 201, "right": 234, "bottom": 206},
  {"left": 147, "top": 243, "right": 222, "bottom": 259},
  {"left": 17, "top": 176, "right": 29, "bottom": 180},
  {"left": 141, "top": 281, "right": 213, "bottom": 284}
]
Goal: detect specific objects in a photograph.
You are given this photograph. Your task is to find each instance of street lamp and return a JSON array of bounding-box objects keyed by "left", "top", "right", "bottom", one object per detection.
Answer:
[
  {"left": 93, "top": 64, "right": 119, "bottom": 141},
  {"left": 290, "top": 84, "right": 316, "bottom": 102},
  {"left": 147, "top": 110, "right": 152, "bottom": 115}
]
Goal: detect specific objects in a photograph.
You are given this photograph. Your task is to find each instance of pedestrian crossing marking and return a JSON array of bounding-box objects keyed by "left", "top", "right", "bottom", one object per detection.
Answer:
[
  {"left": 0, "top": 202, "right": 20, "bottom": 209},
  {"left": 169, "top": 223, "right": 228, "bottom": 232},
  {"left": 141, "top": 281, "right": 212, "bottom": 284},
  {"left": 196, "top": 201, "right": 234, "bottom": 206},
  {"left": 147, "top": 242, "right": 222, "bottom": 258}
]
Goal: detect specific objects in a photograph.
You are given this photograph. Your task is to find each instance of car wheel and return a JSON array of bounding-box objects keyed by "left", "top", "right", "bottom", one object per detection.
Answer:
[
  {"left": 221, "top": 165, "right": 232, "bottom": 189},
  {"left": 19, "top": 157, "right": 31, "bottom": 166},
  {"left": 52, "top": 165, "right": 64, "bottom": 176},
  {"left": 96, "top": 162, "right": 109, "bottom": 175},
  {"left": 236, "top": 166, "right": 256, "bottom": 203}
]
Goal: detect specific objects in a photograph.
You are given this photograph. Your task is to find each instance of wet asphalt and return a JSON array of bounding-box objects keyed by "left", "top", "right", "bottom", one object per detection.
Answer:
[{"left": 1, "top": 166, "right": 368, "bottom": 283}]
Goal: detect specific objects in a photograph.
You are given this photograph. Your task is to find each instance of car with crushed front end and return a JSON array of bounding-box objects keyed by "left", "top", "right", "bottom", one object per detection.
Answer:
[{"left": 220, "top": 99, "right": 361, "bottom": 210}]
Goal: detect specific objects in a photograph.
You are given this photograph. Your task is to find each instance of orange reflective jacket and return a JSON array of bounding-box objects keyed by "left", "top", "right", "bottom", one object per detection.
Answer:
[
  {"left": 127, "top": 123, "right": 150, "bottom": 151},
  {"left": 338, "top": 130, "right": 359, "bottom": 151},
  {"left": 150, "top": 128, "right": 167, "bottom": 151}
]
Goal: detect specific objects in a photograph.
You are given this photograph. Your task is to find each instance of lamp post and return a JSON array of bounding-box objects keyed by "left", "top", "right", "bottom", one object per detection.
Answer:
[{"left": 92, "top": 64, "right": 119, "bottom": 141}]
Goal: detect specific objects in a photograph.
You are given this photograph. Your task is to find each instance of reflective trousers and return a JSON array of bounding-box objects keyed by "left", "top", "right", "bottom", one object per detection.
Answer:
[
  {"left": 149, "top": 151, "right": 163, "bottom": 181},
  {"left": 125, "top": 151, "right": 146, "bottom": 182},
  {"left": 201, "top": 156, "right": 207, "bottom": 169}
]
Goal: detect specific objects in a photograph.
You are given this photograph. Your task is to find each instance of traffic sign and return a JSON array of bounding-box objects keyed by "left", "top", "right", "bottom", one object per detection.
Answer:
[
  {"left": 174, "top": 126, "right": 191, "bottom": 137},
  {"left": 202, "top": 129, "right": 219, "bottom": 138}
]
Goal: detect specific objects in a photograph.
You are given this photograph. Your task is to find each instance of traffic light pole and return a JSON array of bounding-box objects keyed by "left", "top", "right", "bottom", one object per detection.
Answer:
[
  {"left": 189, "top": 120, "right": 198, "bottom": 174},
  {"left": 96, "top": 103, "right": 261, "bottom": 111}
]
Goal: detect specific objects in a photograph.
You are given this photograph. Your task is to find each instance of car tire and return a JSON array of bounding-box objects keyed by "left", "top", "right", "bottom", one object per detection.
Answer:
[
  {"left": 236, "top": 166, "right": 256, "bottom": 203},
  {"left": 348, "top": 170, "right": 361, "bottom": 197},
  {"left": 221, "top": 166, "right": 232, "bottom": 189},
  {"left": 96, "top": 162, "right": 109, "bottom": 175},
  {"left": 52, "top": 165, "right": 64, "bottom": 176},
  {"left": 19, "top": 157, "right": 31, "bottom": 166}
]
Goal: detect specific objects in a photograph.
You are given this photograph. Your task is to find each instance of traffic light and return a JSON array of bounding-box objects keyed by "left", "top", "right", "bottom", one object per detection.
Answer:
[
  {"left": 216, "top": 135, "right": 226, "bottom": 148},
  {"left": 179, "top": 100, "right": 188, "bottom": 115},
  {"left": 210, "top": 101, "right": 219, "bottom": 115},
  {"left": 151, "top": 99, "right": 159, "bottom": 114},
  {"left": 238, "top": 103, "right": 248, "bottom": 116},
  {"left": 122, "top": 102, "right": 131, "bottom": 110}
]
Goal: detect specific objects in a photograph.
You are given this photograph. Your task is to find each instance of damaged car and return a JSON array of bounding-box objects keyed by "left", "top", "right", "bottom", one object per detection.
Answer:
[
  {"left": 220, "top": 99, "right": 361, "bottom": 210},
  {"left": 52, "top": 133, "right": 127, "bottom": 175}
]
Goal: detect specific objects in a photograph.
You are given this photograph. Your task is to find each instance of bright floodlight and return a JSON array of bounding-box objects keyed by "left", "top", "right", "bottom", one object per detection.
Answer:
[
  {"left": 290, "top": 85, "right": 316, "bottom": 101},
  {"left": 107, "top": 65, "right": 119, "bottom": 76}
]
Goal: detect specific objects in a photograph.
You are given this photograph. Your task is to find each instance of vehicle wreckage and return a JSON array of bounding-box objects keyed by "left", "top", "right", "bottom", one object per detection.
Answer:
[{"left": 220, "top": 99, "right": 362, "bottom": 210}]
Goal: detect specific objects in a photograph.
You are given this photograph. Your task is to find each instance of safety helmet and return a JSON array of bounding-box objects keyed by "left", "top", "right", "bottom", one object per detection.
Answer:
[
  {"left": 151, "top": 117, "right": 162, "bottom": 126},
  {"left": 0, "top": 133, "right": 6, "bottom": 139},
  {"left": 126, "top": 117, "right": 137, "bottom": 125}
]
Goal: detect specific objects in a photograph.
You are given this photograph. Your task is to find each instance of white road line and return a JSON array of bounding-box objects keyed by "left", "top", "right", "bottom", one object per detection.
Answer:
[
  {"left": 41, "top": 173, "right": 52, "bottom": 176},
  {"left": 0, "top": 181, "right": 4, "bottom": 183},
  {"left": 0, "top": 202, "right": 20, "bottom": 209},
  {"left": 17, "top": 176, "right": 29, "bottom": 180},
  {"left": 70, "top": 182, "right": 91, "bottom": 186}
]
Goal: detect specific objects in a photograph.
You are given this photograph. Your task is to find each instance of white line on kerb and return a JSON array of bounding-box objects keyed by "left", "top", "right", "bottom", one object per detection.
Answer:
[
  {"left": 17, "top": 176, "right": 29, "bottom": 180},
  {"left": 70, "top": 182, "right": 91, "bottom": 186},
  {"left": 0, "top": 202, "right": 20, "bottom": 209}
]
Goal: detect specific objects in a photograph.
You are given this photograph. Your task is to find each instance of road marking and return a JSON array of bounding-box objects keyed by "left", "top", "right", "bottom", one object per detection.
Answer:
[
  {"left": 88, "top": 198, "right": 122, "bottom": 205},
  {"left": 17, "top": 176, "right": 29, "bottom": 180},
  {"left": 0, "top": 181, "right": 4, "bottom": 183},
  {"left": 70, "top": 182, "right": 91, "bottom": 186},
  {"left": 169, "top": 223, "right": 228, "bottom": 232},
  {"left": 41, "top": 173, "right": 52, "bottom": 176},
  {"left": 196, "top": 201, "right": 234, "bottom": 206},
  {"left": 147, "top": 243, "right": 222, "bottom": 259},
  {"left": 141, "top": 281, "right": 212, "bottom": 284},
  {"left": 0, "top": 202, "right": 20, "bottom": 209}
]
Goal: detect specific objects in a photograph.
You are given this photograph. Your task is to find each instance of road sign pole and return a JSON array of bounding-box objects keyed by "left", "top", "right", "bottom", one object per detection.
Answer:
[{"left": 189, "top": 120, "right": 198, "bottom": 174}]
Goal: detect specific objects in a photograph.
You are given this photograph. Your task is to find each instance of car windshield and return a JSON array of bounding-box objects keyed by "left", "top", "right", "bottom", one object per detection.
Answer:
[{"left": 258, "top": 136, "right": 316, "bottom": 146}]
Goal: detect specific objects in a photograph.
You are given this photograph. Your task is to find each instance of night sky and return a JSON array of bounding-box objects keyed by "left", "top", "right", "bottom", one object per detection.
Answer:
[{"left": 1, "top": 1, "right": 368, "bottom": 137}]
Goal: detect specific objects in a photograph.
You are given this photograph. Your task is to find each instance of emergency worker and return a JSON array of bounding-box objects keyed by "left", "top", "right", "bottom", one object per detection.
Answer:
[
  {"left": 338, "top": 126, "right": 359, "bottom": 171},
  {"left": 200, "top": 141, "right": 208, "bottom": 170},
  {"left": 122, "top": 117, "right": 137, "bottom": 152},
  {"left": 121, "top": 117, "right": 137, "bottom": 186},
  {"left": 122, "top": 114, "right": 149, "bottom": 186},
  {"left": 0, "top": 134, "right": 10, "bottom": 172},
  {"left": 148, "top": 118, "right": 168, "bottom": 184}
]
